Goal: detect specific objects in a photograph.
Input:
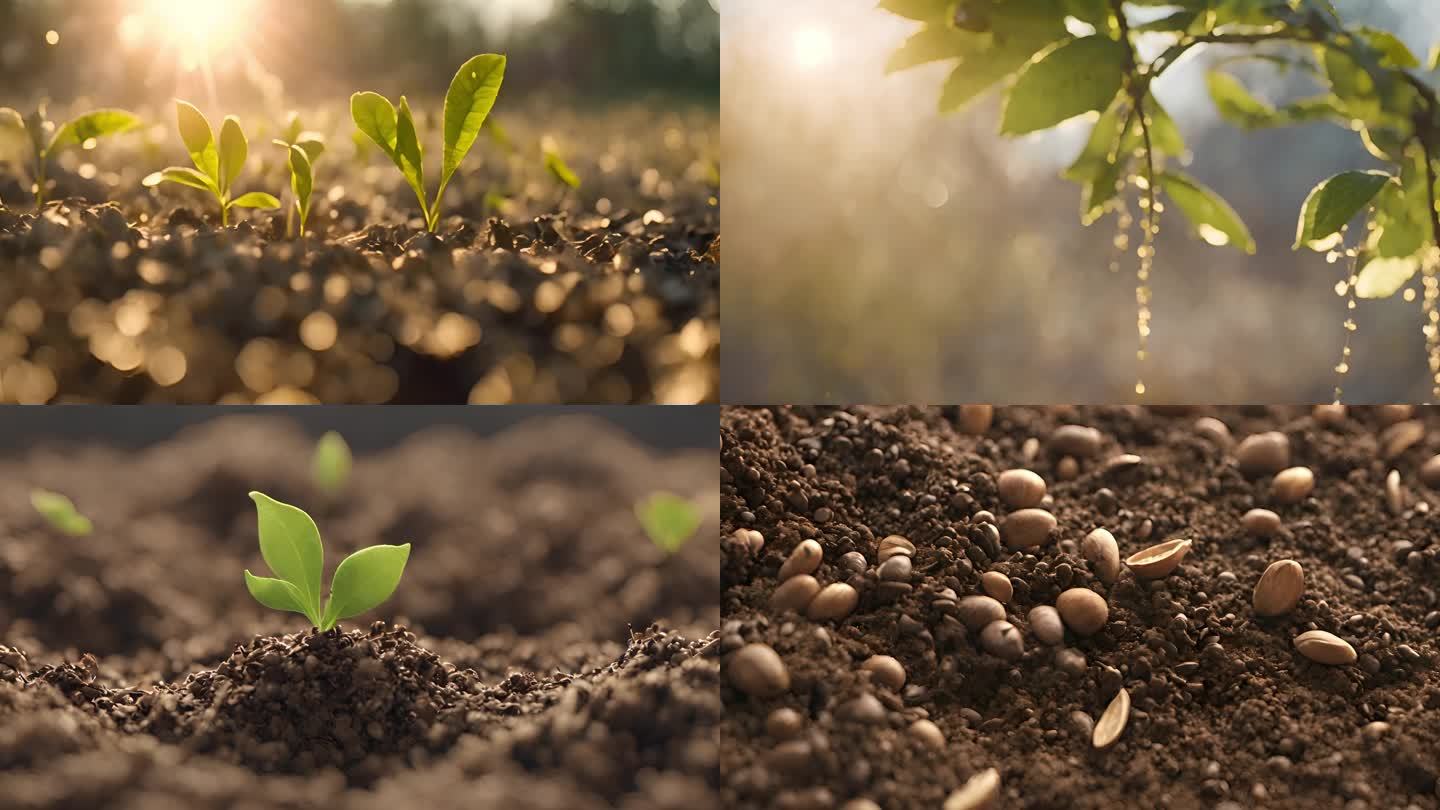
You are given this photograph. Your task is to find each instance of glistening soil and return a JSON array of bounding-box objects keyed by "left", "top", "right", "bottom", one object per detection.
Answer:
[
  {"left": 0, "top": 416, "right": 721, "bottom": 809},
  {"left": 720, "top": 406, "right": 1440, "bottom": 810}
]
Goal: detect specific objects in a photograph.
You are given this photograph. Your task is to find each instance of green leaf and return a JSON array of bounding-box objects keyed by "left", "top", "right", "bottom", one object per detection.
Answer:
[
  {"left": 635, "top": 493, "right": 701, "bottom": 554},
  {"left": 176, "top": 101, "right": 219, "bottom": 182},
  {"left": 878, "top": 0, "right": 954, "bottom": 22},
  {"left": 288, "top": 145, "right": 314, "bottom": 232},
  {"left": 394, "top": 96, "right": 430, "bottom": 218},
  {"left": 30, "top": 490, "right": 93, "bottom": 537},
  {"left": 935, "top": 4, "right": 1068, "bottom": 115},
  {"left": 229, "top": 191, "right": 280, "bottom": 209},
  {"left": 1355, "top": 255, "right": 1419, "bottom": 299},
  {"left": 1295, "top": 170, "right": 1393, "bottom": 250},
  {"left": 1160, "top": 170, "right": 1256, "bottom": 254},
  {"left": 312, "top": 431, "right": 351, "bottom": 495},
  {"left": 441, "top": 53, "right": 506, "bottom": 191},
  {"left": 0, "top": 107, "right": 23, "bottom": 132},
  {"left": 296, "top": 137, "right": 326, "bottom": 164},
  {"left": 1355, "top": 26, "right": 1419, "bottom": 69},
  {"left": 1207, "top": 72, "right": 1281, "bottom": 129},
  {"left": 48, "top": 109, "right": 140, "bottom": 153},
  {"left": 886, "top": 24, "right": 971, "bottom": 73},
  {"left": 1065, "top": 100, "right": 1130, "bottom": 224},
  {"left": 1371, "top": 151, "right": 1429, "bottom": 258},
  {"left": 545, "top": 150, "right": 581, "bottom": 189},
  {"left": 244, "top": 572, "right": 311, "bottom": 616},
  {"left": 1000, "top": 36, "right": 1128, "bottom": 135},
  {"left": 350, "top": 92, "right": 399, "bottom": 160},
  {"left": 249, "top": 491, "right": 324, "bottom": 622},
  {"left": 321, "top": 544, "right": 411, "bottom": 629},
  {"left": 1145, "top": 99, "right": 1186, "bottom": 157},
  {"left": 218, "top": 116, "right": 247, "bottom": 195},
  {"left": 159, "top": 166, "right": 218, "bottom": 194}
]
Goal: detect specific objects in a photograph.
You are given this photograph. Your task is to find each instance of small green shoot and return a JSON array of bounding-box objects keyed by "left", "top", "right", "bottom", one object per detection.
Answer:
[
  {"left": 244, "top": 492, "right": 410, "bottom": 630},
  {"left": 0, "top": 104, "right": 140, "bottom": 207},
  {"left": 544, "top": 148, "right": 581, "bottom": 191},
  {"left": 312, "top": 431, "right": 352, "bottom": 496},
  {"left": 635, "top": 493, "right": 701, "bottom": 554},
  {"left": 273, "top": 116, "right": 326, "bottom": 238},
  {"left": 352, "top": 53, "right": 506, "bottom": 232},
  {"left": 158, "top": 101, "right": 280, "bottom": 227},
  {"left": 30, "top": 489, "right": 93, "bottom": 537}
]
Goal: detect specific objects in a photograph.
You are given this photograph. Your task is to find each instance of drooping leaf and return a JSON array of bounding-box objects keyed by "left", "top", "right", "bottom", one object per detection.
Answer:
[
  {"left": 350, "top": 92, "right": 399, "bottom": 160},
  {"left": 244, "top": 572, "right": 311, "bottom": 617},
  {"left": 295, "top": 137, "right": 326, "bottom": 163},
  {"left": 1065, "top": 100, "right": 1130, "bottom": 224},
  {"left": 160, "top": 166, "right": 218, "bottom": 193},
  {"left": 30, "top": 490, "right": 93, "bottom": 537},
  {"left": 545, "top": 150, "right": 581, "bottom": 189},
  {"left": 1207, "top": 72, "right": 1281, "bottom": 129},
  {"left": 1295, "top": 170, "right": 1393, "bottom": 250},
  {"left": 1355, "top": 26, "right": 1419, "bottom": 69},
  {"left": 441, "top": 53, "right": 506, "bottom": 190},
  {"left": 229, "top": 191, "right": 280, "bottom": 209},
  {"left": 394, "top": 96, "right": 429, "bottom": 217},
  {"left": 1355, "top": 255, "right": 1420, "bottom": 299},
  {"left": 48, "top": 109, "right": 140, "bottom": 153},
  {"left": 886, "top": 24, "right": 972, "bottom": 73},
  {"left": 1145, "top": 99, "right": 1186, "bottom": 157},
  {"left": 878, "top": 0, "right": 955, "bottom": 22},
  {"left": 288, "top": 145, "right": 314, "bottom": 230},
  {"left": 312, "top": 431, "right": 351, "bottom": 496},
  {"left": 635, "top": 493, "right": 701, "bottom": 554},
  {"left": 936, "top": 5, "right": 1068, "bottom": 115},
  {"left": 321, "top": 544, "right": 412, "bottom": 629},
  {"left": 0, "top": 107, "right": 23, "bottom": 132},
  {"left": 218, "top": 116, "right": 248, "bottom": 195},
  {"left": 1160, "top": 170, "right": 1256, "bottom": 253},
  {"left": 1000, "top": 36, "right": 1129, "bottom": 135},
  {"left": 1371, "top": 151, "right": 1429, "bottom": 259},
  {"left": 176, "top": 101, "right": 219, "bottom": 181},
  {"left": 249, "top": 491, "right": 324, "bottom": 620}
]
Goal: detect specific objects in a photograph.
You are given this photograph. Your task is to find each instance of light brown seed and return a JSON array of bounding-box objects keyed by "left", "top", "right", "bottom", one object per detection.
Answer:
[
  {"left": 1242, "top": 508, "right": 1282, "bottom": 537},
  {"left": 997, "top": 468, "right": 1046, "bottom": 509},
  {"left": 1194, "top": 416, "right": 1233, "bottom": 447},
  {"left": 1386, "top": 469, "right": 1405, "bottom": 515},
  {"left": 1092, "top": 688, "right": 1130, "bottom": 749},
  {"left": 1377, "top": 404, "right": 1415, "bottom": 426},
  {"left": 1082, "top": 528, "right": 1120, "bottom": 584},
  {"left": 1056, "top": 456, "right": 1080, "bottom": 481},
  {"left": 1028, "top": 605, "right": 1065, "bottom": 645},
  {"left": 1101, "top": 453, "right": 1142, "bottom": 475},
  {"left": 860, "top": 655, "right": 906, "bottom": 690},
  {"left": 1252, "top": 560, "right": 1304, "bottom": 617},
  {"left": 1125, "top": 538, "right": 1193, "bottom": 579},
  {"left": 806, "top": 583, "right": 859, "bottom": 621},
  {"left": 1312, "top": 403, "right": 1347, "bottom": 426},
  {"left": 727, "top": 643, "right": 790, "bottom": 697},
  {"left": 1056, "top": 588, "right": 1109, "bottom": 636},
  {"left": 1051, "top": 424, "right": 1102, "bottom": 458},
  {"left": 1421, "top": 454, "right": 1440, "bottom": 489},
  {"left": 1001, "top": 508, "right": 1056, "bottom": 548},
  {"left": 943, "top": 768, "right": 1000, "bottom": 810},
  {"left": 1271, "top": 466, "right": 1315, "bottom": 505},
  {"left": 1054, "top": 647, "right": 1087, "bottom": 675},
  {"left": 1293, "top": 630, "right": 1357, "bottom": 665},
  {"left": 980, "top": 571, "right": 1013, "bottom": 603},
  {"left": 909, "top": 719, "right": 945, "bottom": 749},
  {"left": 958, "top": 404, "right": 994, "bottom": 435},
  {"left": 779, "top": 539, "right": 823, "bottom": 580},
  {"left": 1021, "top": 436, "right": 1040, "bottom": 462},
  {"left": 878, "top": 534, "right": 915, "bottom": 562},
  {"left": 979, "top": 620, "right": 1024, "bottom": 660},
  {"left": 765, "top": 707, "right": 804, "bottom": 739},
  {"left": 731, "top": 529, "right": 765, "bottom": 553},
  {"left": 770, "top": 575, "right": 821, "bottom": 614},
  {"left": 1237, "top": 431, "right": 1291, "bottom": 477},
  {"left": 958, "top": 595, "right": 1006, "bottom": 631},
  {"left": 1380, "top": 419, "right": 1425, "bottom": 459}
]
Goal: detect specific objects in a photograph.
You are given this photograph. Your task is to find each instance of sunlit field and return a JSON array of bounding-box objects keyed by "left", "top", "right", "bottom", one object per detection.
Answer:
[
  {"left": 723, "top": 0, "right": 1440, "bottom": 403},
  {"left": 0, "top": 0, "right": 719, "bottom": 404}
]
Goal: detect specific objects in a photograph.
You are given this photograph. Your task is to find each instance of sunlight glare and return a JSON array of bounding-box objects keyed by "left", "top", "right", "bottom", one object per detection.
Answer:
[
  {"left": 122, "top": 0, "right": 250, "bottom": 67},
  {"left": 793, "top": 27, "right": 833, "bottom": 70}
]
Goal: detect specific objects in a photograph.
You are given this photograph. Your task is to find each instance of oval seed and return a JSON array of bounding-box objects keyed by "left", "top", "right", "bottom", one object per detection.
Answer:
[
  {"left": 1194, "top": 416, "right": 1233, "bottom": 447},
  {"left": 1056, "top": 456, "right": 1080, "bottom": 481},
  {"left": 980, "top": 571, "right": 1013, "bottom": 603},
  {"left": 1028, "top": 605, "right": 1065, "bottom": 645},
  {"left": 771, "top": 574, "right": 821, "bottom": 614},
  {"left": 727, "top": 643, "right": 789, "bottom": 698},
  {"left": 765, "top": 707, "right": 804, "bottom": 740},
  {"left": 1236, "top": 431, "right": 1290, "bottom": 477},
  {"left": 957, "top": 595, "right": 1006, "bottom": 631},
  {"left": 979, "top": 620, "right": 1024, "bottom": 660},
  {"left": 997, "top": 468, "right": 1046, "bottom": 509},
  {"left": 943, "top": 768, "right": 1000, "bottom": 810},
  {"left": 1056, "top": 588, "right": 1108, "bottom": 636},
  {"left": 1252, "top": 560, "right": 1304, "bottom": 617},
  {"left": 1385, "top": 469, "right": 1404, "bottom": 515},
  {"left": 1421, "top": 454, "right": 1440, "bottom": 489},
  {"left": 779, "top": 539, "right": 823, "bottom": 581},
  {"left": 878, "top": 534, "right": 915, "bottom": 562},
  {"left": 1092, "top": 687, "right": 1130, "bottom": 749},
  {"left": 1312, "top": 403, "right": 1346, "bottom": 426},
  {"left": 860, "top": 655, "right": 906, "bottom": 690},
  {"left": 1380, "top": 419, "right": 1425, "bottom": 459},
  {"left": 1242, "top": 508, "right": 1281, "bottom": 537},
  {"left": 806, "top": 583, "right": 859, "bottom": 621},
  {"left": 909, "top": 718, "right": 945, "bottom": 749},
  {"left": 1293, "top": 630, "right": 1357, "bottom": 665},
  {"left": 1377, "top": 404, "right": 1415, "bottom": 425},
  {"left": 1051, "top": 424, "right": 1102, "bottom": 458},
  {"left": 1125, "top": 538, "right": 1192, "bottom": 579},
  {"left": 1271, "top": 466, "right": 1315, "bottom": 505},
  {"left": 1082, "top": 527, "right": 1120, "bottom": 584},
  {"left": 957, "top": 404, "right": 994, "bottom": 435},
  {"left": 1001, "top": 508, "right": 1056, "bottom": 548}
]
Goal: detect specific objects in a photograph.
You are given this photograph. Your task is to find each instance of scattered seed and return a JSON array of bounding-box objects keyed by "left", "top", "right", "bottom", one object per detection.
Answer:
[
  {"left": 1092, "top": 687, "right": 1130, "bottom": 749},
  {"left": 771, "top": 575, "right": 821, "bottom": 614},
  {"left": 1421, "top": 454, "right": 1440, "bottom": 489},
  {"left": 878, "top": 534, "right": 915, "bottom": 562},
  {"left": 779, "top": 539, "right": 823, "bottom": 580},
  {"left": 1236, "top": 431, "right": 1291, "bottom": 477},
  {"left": 1051, "top": 425, "right": 1102, "bottom": 458},
  {"left": 997, "top": 469, "right": 1046, "bottom": 509},
  {"left": 1054, "top": 647, "right": 1087, "bottom": 675},
  {"left": 1385, "top": 469, "right": 1404, "bottom": 515},
  {"left": 1377, "top": 404, "right": 1415, "bottom": 426},
  {"left": 1082, "top": 527, "right": 1120, "bottom": 584},
  {"left": 1021, "top": 436, "right": 1040, "bottom": 462},
  {"left": 731, "top": 528, "right": 765, "bottom": 553},
  {"left": 878, "top": 554, "right": 912, "bottom": 582},
  {"left": 843, "top": 801, "right": 882, "bottom": 810},
  {"left": 958, "top": 404, "right": 994, "bottom": 435},
  {"left": 727, "top": 643, "right": 790, "bottom": 698},
  {"left": 806, "top": 583, "right": 859, "bottom": 621},
  {"left": 1028, "top": 605, "right": 1065, "bottom": 645},
  {"left": 1056, "top": 588, "right": 1108, "bottom": 636},
  {"left": 1253, "top": 560, "right": 1304, "bottom": 617},
  {"left": 766, "top": 707, "right": 804, "bottom": 739},
  {"left": 1194, "top": 416, "right": 1233, "bottom": 447},
  {"left": 943, "top": 767, "right": 1000, "bottom": 810},
  {"left": 1056, "top": 456, "right": 1080, "bottom": 481},
  {"left": 1312, "top": 403, "right": 1346, "bottom": 426},
  {"left": 861, "top": 655, "right": 906, "bottom": 690},
  {"left": 958, "top": 595, "right": 1006, "bottom": 631},
  {"left": 1271, "top": 467, "right": 1315, "bottom": 505},
  {"left": 1380, "top": 419, "right": 1425, "bottom": 459},
  {"left": 1242, "top": 508, "right": 1282, "bottom": 537},
  {"left": 1001, "top": 508, "right": 1056, "bottom": 548},
  {"left": 979, "top": 620, "right": 1024, "bottom": 660},
  {"left": 909, "top": 718, "right": 945, "bottom": 749},
  {"left": 980, "top": 571, "right": 1013, "bottom": 603},
  {"left": 1293, "top": 630, "right": 1357, "bottom": 665},
  {"left": 838, "top": 693, "right": 886, "bottom": 724},
  {"left": 1125, "top": 538, "right": 1192, "bottom": 579},
  {"left": 1102, "top": 453, "right": 1142, "bottom": 475}
]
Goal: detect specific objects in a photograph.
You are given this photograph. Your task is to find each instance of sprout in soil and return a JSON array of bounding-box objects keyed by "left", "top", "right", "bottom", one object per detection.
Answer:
[
  {"left": 273, "top": 115, "right": 326, "bottom": 238},
  {"left": 0, "top": 104, "right": 140, "bottom": 207},
  {"left": 352, "top": 53, "right": 506, "bottom": 233},
  {"left": 157, "top": 101, "right": 280, "bottom": 227},
  {"left": 30, "top": 489, "right": 93, "bottom": 537},
  {"left": 635, "top": 492, "right": 701, "bottom": 554},
  {"left": 244, "top": 491, "right": 410, "bottom": 630},
  {"left": 312, "top": 431, "right": 352, "bottom": 497}
]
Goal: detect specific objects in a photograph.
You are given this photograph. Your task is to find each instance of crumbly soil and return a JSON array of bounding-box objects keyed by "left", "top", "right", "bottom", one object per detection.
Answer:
[
  {"left": 720, "top": 405, "right": 1440, "bottom": 810},
  {"left": 0, "top": 104, "right": 718, "bottom": 404},
  {"left": 0, "top": 414, "right": 721, "bottom": 808}
]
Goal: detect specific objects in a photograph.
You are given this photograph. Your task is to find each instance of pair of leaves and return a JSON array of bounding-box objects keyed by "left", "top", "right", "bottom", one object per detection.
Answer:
[
  {"left": 31, "top": 490, "right": 93, "bottom": 537},
  {"left": 634, "top": 493, "right": 701, "bottom": 554},
  {"left": 160, "top": 102, "right": 279, "bottom": 221},
  {"left": 0, "top": 107, "right": 139, "bottom": 204},
  {"left": 273, "top": 122, "right": 327, "bottom": 237},
  {"left": 352, "top": 53, "right": 507, "bottom": 231},
  {"left": 244, "top": 492, "right": 410, "bottom": 630}
]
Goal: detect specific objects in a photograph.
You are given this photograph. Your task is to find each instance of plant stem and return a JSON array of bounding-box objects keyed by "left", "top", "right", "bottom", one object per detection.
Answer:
[
  {"left": 34, "top": 151, "right": 46, "bottom": 208},
  {"left": 222, "top": 203, "right": 229, "bottom": 228}
]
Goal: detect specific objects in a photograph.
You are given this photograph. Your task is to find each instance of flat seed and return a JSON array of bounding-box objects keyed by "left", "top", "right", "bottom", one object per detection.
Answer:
[
  {"left": 878, "top": 534, "right": 915, "bottom": 562},
  {"left": 771, "top": 575, "right": 821, "bottom": 614},
  {"left": 1001, "top": 508, "right": 1056, "bottom": 548},
  {"left": 1092, "top": 687, "right": 1130, "bottom": 749},
  {"left": 1056, "top": 588, "right": 1108, "bottom": 636},
  {"left": 1051, "top": 425, "right": 1102, "bottom": 458},
  {"left": 957, "top": 404, "right": 994, "bottom": 435},
  {"left": 727, "top": 643, "right": 789, "bottom": 697},
  {"left": 1194, "top": 416, "right": 1233, "bottom": 447},
  {"left": 1028, "top": 605, "right": 1065, "bottom": 645},
  {"left": 1082, "top": 527, "right": 1120, "bottom": 584},
  {"left": 1293, "top": 630, "right": 1357, "bottom": 665},
  {"left": 979, "top": 620, "right": 1024, "bottom": 661},
  {"left": 1271, "top": 467, "right": 1315, "bottom": 505},
  {"left": 1312, "top": 403, "right": 1346, "bottom": 426},
  {"left": 1102, "top": 453, "right": 1142, "bottom": 474},
  {"left": 943, "top": 767, "right": 1000, "bottom": 810},
  {"left": 997, "top": 468, "right": 1046, "bottom": 509},
  {"left": 1386, "top": 469, "right": 1405, "bottom": 515},
  {"left": 1253, "top": 560, "right": 1304, "bottom": 617},
  {"left": 980, "top": 571, "right": 1013, "bottom": 603},
  {"left": 1125, "top": 538, "right": 1192, "bottom": 579},
  {"left": 1242, "top": 508, "right": 1282, "bottom": 537},
  {"left": 778, "top": 539, "right": 823, "bottom": 580},
  {"left": 958, "top": 595, "right": 1006, "bottom": 631},
  {"left": 860, "top": 655, "right": 906, "bottom": 690},
  {"left": 1237, "top": 431, "right": 1291, "bottom": 477},
  {"left": 806, "top": 583, "right": 859, "bottom": 622},
  {"left": 1381, "top": 419, "right": 1425, "bottom": 459}
]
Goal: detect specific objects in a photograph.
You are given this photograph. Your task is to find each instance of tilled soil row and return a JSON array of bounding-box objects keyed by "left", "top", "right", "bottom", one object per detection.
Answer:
[{"left": 720, "top": 405, "right": 1440, "bottom": 810}]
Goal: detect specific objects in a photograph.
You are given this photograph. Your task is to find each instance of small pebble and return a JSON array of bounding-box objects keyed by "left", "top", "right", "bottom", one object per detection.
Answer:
[
  {"left": 860, "top": 655, "right": 906, "bottom": 690},
  {"left": 727, "top": 644, "right": 790, "bottom": 697},
  {"left": 980, "top": 571, "right": 1013, "bottom": 603},
  {"left": 1242, "top": 508, "right": 1281, "bottom": 537}
]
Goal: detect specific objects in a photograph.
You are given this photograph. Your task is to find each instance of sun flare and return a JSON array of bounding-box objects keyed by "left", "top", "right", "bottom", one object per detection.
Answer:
[
  {"left": 792, "top": 27, "right": 833, "bottom": 70},
  {"left": 120, "top": 0, "right": 250, "bottom": 67}
]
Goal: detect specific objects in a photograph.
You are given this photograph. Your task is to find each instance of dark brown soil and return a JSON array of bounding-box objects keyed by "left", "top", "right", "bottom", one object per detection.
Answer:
[
  {"left": 0, "top": 414, "right": 721, "bottom": 808},
  {"left": 720, "top": 405, "right": 1440, "bottom": 810}
]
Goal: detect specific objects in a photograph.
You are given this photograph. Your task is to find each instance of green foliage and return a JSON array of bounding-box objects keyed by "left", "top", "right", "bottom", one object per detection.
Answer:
[
  {"left": 545, "top": 149, "right": 582, "bottom": 190},
  {"left": 353, "top": 53, "right": 506, "bottom": 232},
  {"left": 1161, "top": 171, "right": 1255, "bottom": 254},
  {"left": 635, "top": 493, "right": 701, "bottom": 554},
  {"left": 0, "top": 104, "right": 139, "bottom": 206},
  {"left": 1355, "top": 255, "right": 1419, "bottom": 299},
  {"left": 1295, "top": 170, "right": 1394, "bottom": 250},
  {"left": 1001, "top": 36, "right": 1129, "bottom": 136},
  {"left": 245, "top": 492, "right": 410, "bottom": 630},
  {"left": 159, "top": 102, "right": 279, "bottom": 227},
  {"left": 273, "top": 118, "right": 326, "bottom": 238},
  {"left": 312, "top": 431, "right": 352, "bottom": 496},
  {"left": 30, "top": 490, "right": 93, "bottom": 537}
]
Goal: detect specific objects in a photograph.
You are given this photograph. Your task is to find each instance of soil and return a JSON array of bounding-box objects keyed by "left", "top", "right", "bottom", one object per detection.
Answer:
[
  {"left": 0, "top": 103, "right": 719, "bottom": 405},
  {"left": 0, "top": 413, "right": 721, "bottom": 808},
  {"left": 720, "top": 405, "right": 1440, "bottom": 810}
]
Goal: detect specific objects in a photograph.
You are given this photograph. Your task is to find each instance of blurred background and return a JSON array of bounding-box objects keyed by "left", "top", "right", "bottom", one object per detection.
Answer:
[{"left": 723, "top": 0, "right": 1440, "bottom": 403}]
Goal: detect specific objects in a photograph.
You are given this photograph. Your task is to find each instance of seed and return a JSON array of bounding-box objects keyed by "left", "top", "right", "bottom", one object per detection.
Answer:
[
  {"left": 1028, "top": 605, "right": 1065, "bottom": 645},
  {"left": 1194, "top": 416, "right": 1233, "bottom": 447},
  {"left": 860, "top": 655, "right": 906, "bottom": 690},
  {"left": 779, "top": 539, "right": 823, "bottom": 580},
  {"left": 1102, "top": 453, "right": 1142, "bottom": 474},
  {"left": 1293, "top": 630, "right": 1357, "bottom": 665},
  {"left": 806, "top": 583, "right": 859, "bottom": 621},
  {"left": 878, "top": 534, "right": 915, "bottom": 562},
  {"left": 980, "top": 571, "right": 1013, "bottom": 603},
  {"left": 1125, "top": 538, "right": 1192, "bottom": 579},
  {"left": 909, "top": 718, "right": 945, "bottom": 749},
  {"left": 1055, "top": 647, "right": 1087, "bottom": 675},
  {"left": 1377, "top": 404, "right": 1415, "bottom": 425},
  {"left": 1386, "top": 469, "right": 1404, "bottom": 515},
  {"left": 958, "top": 595, "right": 1006, "bottom": 631},
  {"left": 943, "top": 767, "right": 1000, "bottom": 810},
  {"left": 727, "top": 643, "right": 790, "bottom": 698},
  {"left": 1021, "top": 436, "right": 1040, "bottom": 462},
  {"left": 997, "top": 468, "right": 1046, "bottom": 508},
  {"left": 1092, "top": 688, "right": 1130, "bottom": 749},
  {"left": 1271, "top": 466, "right": 1315, "bottom": 505},
  {"left": 771, "top": 575, "right": 821, "bottom": 614},
  {"left": 731, "top": 528, "right": 765, "bottom": 553},
  {"left": 766, "top": 707, "right": 804, "bottom": 739},
  {"left": 957, "top": 404, "right": 994, "bottom": 435},
  {"left": 1312, "top": 403, "right": 1346, "bottom": 426},
  {"left": 1056, "top": 588, "right": 1108, "bottom": 636},
  {"left": 979, "top": 620, "right": 1024, "bottom": 660},
  {"left": 1056, "top": 456, "right": 1080, "bottom": 481},
  {"left": 1242, "top": 508, "right": 1281, "bottom": 537},
  {"left": 878, "top": 554, "right": 912, "bottom": 582},
  {"left": 1253, "top": 560, "right": 1304, "bottom": 617},
  {"left": 1421, "top": 454, "right": 1440, "bottom": 488},
  {"left": 1236, "top": 431, "right": 1290, "bottom": 477},
  {"left": 1001, "top": 508, "right": 1056, "bottom": 548},
  {"left": 1380, "top": 419, "right": 1425, "bottom": 459},
  {"left": 1051, "top": 425, "right": 1102, "bottom": 458},
  {"left": 1082, "top": 527, "right": 1120, "bottom": 584}
]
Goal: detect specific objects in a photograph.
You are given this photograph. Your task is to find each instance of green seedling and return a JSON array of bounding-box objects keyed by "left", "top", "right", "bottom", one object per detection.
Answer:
[
  {"left": 352, "top": 53, "right": 506, "bottom": 232},
  {"left": 30, "top": 489, "right": 92, "bottom": 537},
  {"left": 273, "top": 116, "right": 326, "bottom": 238},
  {"left": 544, "top": 148, "right": 581, "bottom": 191},
  {"left": 244, "top": 492, "right": 410, "bottom": 630},
  {"left": 635, "top": 493, "right": 701, "bottom": 554},
  {"left": 158, "top": 101, "right": 280, "bottom": 227},
  {"left": 311, "top": 431, "right": 352, "bottom": 496},
  {"left": 0, "top": 104, "right": 140, "bottom": 207}
]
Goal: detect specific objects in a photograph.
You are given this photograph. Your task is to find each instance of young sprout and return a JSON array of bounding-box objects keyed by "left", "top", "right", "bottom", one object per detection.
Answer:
[
  {"left": 273, "top": 116, "right": 326, "bottom": 238},
  {"left": 0, "top": 104, "right": 140, "bottom": 206},
  {"left": 244, "top": 492, "right": 410, "bottom": 630},
  {"left": 157, "top": 101, "right": 279, "bottom": 227},
  {"left": 312, "top": 431, "right": 352, "bottom": 496},
  {"left": 635, "top": 493, "right": 701, "bottom": 554},
  {"left": 30, "top": 489, "right": 93, "bottom": 537},
  {"left": 352, "top": 53, "right": 506, "bottom": 232},
  {"left": 544, "top": 145, "right": 581, "bottom": 192}
]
